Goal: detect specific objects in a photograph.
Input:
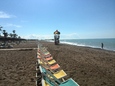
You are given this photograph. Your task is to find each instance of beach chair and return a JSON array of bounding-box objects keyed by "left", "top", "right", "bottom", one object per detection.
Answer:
[
  {"left": 50, "top": 63, "right": 60, "bottom": 70},
  {"left": 39, "top": 66, "right": 79, "bottom": 86},
  {"left": 37, "top": 50, "right": 53, "bottom": 61},
  {"left": 38, "top": 56, "right": 56, "bottom": 65},
  {"left": 38, "top": 52, "right": 56, "bottom": 65},
  {"left": 37, "top": 55, "right": 41, "bottom": 59},
  {"left": 37, "top": 45, "right": 79, "bottom": 86},
  {"left": 38, "top": 52, "right": 53, "bottom": 60},
  {"left": 41, "top": 50, "right": 51, "bottom": 58},
  {"left": 39, "top": 63, "right": 67, "bottom": 80},
  {"left": 39, "top": 66, "right": 62, "bottom": 85},
  {"left": 37, "top": 47, "right": 52, "bottom": 60},
  {"left": 42, "top": 78, "right": 50, "bottom": 86},
  {"left": 41, "top": 78, "right": 80, "bottom": 86},
  {"left": 37, "top": 53, "right": 53, "bottom": 61},
  {"left": 44, "top": 53, "right": 51, "bottom": 58},
  {"left": 37, "top": 52, "right": 40, "bottom": 55},
  {"left": 48, "top": 59, "right": 56, "bottom": 65},
  {"left": 38, "top": 59, "right": 60, "bottom": 71},
  {"left": 45, "top": 56, "right": 53, "bottom": 61},
  {"left": 38, "top": 46, "right": 64, "bottom": 73},
  {"left": 39, "top": 46, "right": 51, "bottom": 55},
  {"left": 59, "top": 78, "right": 79, "bottom": 86},
  {"left": 37, "top": 49, "right": 61, "bottom": 73},
  {"left": 39, "top": 66, "right": 59, "bottom": 86}
]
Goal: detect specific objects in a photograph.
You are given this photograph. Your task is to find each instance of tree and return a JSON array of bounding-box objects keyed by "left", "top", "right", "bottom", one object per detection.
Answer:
[
  {"left": 13, "top": 30, "right": 15, "bottom": 34},
  {"left": 3, "top": 30, "right": 8, "bottom": 38},
  {"left": 14, "top": 34, "right": 17, "bottom": 38},
  {"left": 0, "top": 26, "right": 3, "bottom": 36},
  {"left": 9, "top": 33, "right": 13, "bottom": 38},
  {"left": 12, "top": 30, "right": 17, "bottom": 38}
]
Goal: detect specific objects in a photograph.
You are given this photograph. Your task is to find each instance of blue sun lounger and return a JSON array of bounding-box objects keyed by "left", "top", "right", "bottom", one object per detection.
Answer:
[{"left": 39, "top": 66, "right": 79, "bottom": 86}]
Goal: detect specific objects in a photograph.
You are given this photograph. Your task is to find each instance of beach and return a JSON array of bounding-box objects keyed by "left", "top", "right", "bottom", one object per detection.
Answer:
[
  {"left": 0, "top": 41, "right": 37, "bottom": 86},
  {"left": 0, "top": 41, "right": 115, "bottom": 86},
  {"left": 40, "top": 41, "right": 115, "bottom": 86}
]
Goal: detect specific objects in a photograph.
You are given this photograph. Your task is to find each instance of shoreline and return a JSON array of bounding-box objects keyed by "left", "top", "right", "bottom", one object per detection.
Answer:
[
  {"left": 62, "top": 43, "right": 115, "bottom": 52},
  {"left": 46, "top": 38, "right": 115, "bottom": 51},
  {"left": 40, "top": 41, "right": 115, "bottom": 86},
  {"left": 47, "top": 40, "right": 115, "bottom": 52},
  {"left": 0, "top": 41, "right": 115, "bottom": 86},
  {"left": 60, "top": 41, "right": 115, "bottom": 52}
]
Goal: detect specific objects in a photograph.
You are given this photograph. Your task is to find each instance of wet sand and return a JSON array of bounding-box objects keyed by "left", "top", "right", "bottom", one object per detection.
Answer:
[{"left": 0, "top": 41, "right": 115, "bottom": 86}]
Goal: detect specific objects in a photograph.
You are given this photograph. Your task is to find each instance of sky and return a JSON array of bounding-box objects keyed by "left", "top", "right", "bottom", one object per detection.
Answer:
[{"left": 0, "top": 0, "right": 115, "bottom": 39}]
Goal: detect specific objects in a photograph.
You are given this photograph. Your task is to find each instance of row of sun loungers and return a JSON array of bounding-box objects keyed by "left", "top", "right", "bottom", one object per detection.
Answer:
[{"left": 36, "top": 44, "right": 79, "bottom": 86}]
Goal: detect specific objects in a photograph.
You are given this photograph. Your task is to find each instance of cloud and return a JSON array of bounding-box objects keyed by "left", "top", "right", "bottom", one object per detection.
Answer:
[
  {"left": 22, "top": 33, "right": 80, "bottom": 39},
  {"left": 22, "top": 34, "right": 53, "bottom": 39},
  {"left": 6, "top": 24, "right": 22, "bottom": 28},
  {"left": 0, "top": 11, "right": 16, "bottom": 18}
]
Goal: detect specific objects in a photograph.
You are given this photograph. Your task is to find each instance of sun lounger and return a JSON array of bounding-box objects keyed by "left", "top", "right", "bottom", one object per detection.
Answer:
[
  {"left": 39, "top": 66, "right": 79, "bottom": 86},
  {"left": 40, "top": 65, "right": 66, "bottom": 80},
  {"left": 37, "top": 44, "right": 79, "bottom": 86},
  {"left": 53, "top": 69, "right": 67, "bottom": 79},
  {"left": 59, "top": 78, "right": 79, "bottom": 86},
  {"left": 38, "top": 55, "right": 56, "bottom": 66},
  {"left": 42, "top": 78, "right": 50, "bottom": 86},
  {"left": 45, "top": 56, "right": 53, "bottom": 61},
  {"left": 37, "top": 55, "right": 41, "bottom": 59},
  {"left": 38, "top": 59, "right": 60, "bottom": 71},
  {"left": 48, "top": 59, "right": 56, "bottom": 65},
  {"left": 50, "top": 63, "right": 60, "bottom": 70},
  {"left": 39, "top": 66, "right": 62, "bottom": 86}
]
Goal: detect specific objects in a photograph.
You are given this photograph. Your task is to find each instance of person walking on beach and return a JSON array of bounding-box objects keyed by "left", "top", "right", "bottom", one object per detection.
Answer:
[
  {"left": 101, "top": 43, "right": 104, "bottom": 49},
  {"left": 54, "top": 30, "right": 60, "bottom": 45}
]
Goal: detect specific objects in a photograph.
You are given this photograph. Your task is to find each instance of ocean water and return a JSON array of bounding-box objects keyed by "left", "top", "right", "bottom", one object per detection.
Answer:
[{"left": 60, "top": 38, "right": 115, "bottom": 51}]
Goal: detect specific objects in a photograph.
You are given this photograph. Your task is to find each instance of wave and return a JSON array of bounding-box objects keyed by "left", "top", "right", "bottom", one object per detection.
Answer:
[
  {"left": 60, "top": 40, "right": 115, "bottom": 51},
  {"left": 45, "top": 39, "right": 115, "bottom": 51},
  {"left": 60, "top": 41, "right": 85, "bottom": 46}
]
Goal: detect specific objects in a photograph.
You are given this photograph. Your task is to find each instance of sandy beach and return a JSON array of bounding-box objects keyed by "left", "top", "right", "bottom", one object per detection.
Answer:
[
  {"left": 40, "top": 41, "right": 115, "bottom": 86},
  {"left": 0, "top": 41, "right": 115, "bottom": 86},
  {"left": 0, "top": 41, "right": 37, "bottom": 86}
]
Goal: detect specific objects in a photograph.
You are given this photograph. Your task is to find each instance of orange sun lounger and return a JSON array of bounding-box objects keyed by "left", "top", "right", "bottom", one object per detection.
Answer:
[
  {"left": 45, "top": 57, "right": 53, "bottom": 61},
  {"left": 50, "top": 64, "right": 60, "bottom": 70}
]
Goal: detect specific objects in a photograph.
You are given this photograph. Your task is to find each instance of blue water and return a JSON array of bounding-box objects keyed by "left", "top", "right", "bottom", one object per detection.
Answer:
[{"left": 60, "top": 38, "right": 115, "bottom": 51}]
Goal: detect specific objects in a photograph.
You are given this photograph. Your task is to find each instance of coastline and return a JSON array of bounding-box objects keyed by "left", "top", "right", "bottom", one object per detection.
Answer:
[
  {"left": 48, "top": 40, "right": 115, "bottom": 52},
  {"left": 0, "top": 41, "right": 115, "bottom": 86},
  {"left": 40, "top": 41, "right": 115, "bottom": 86},
  {"left": 59, "top": 38, "right": 115, "bottom": 51},
  {"left": 61, "top": 42, "right": 115, "bottom": 52}
]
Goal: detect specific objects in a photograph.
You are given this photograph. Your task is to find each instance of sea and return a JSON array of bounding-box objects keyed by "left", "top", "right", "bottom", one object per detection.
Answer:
[{"left": 59, "top": 38, "right": 115, "bottom": 51}]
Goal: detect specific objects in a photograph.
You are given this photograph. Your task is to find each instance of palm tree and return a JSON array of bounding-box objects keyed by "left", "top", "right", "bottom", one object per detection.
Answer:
[
  {"left": 3, "top": 30, "right": 8, "bottom": 38},
  {"left": 13, "top": 30, "right": 15, "bottom": 34},
  {"left": 2, "top": 30, "right": 8, "bottom": 45},
  {"left": 0, "top": 26, "right": 3, "bottom": 36},
  {"left": 9, "top": 33, "right": 13, "bottom": 38},
  {"left": 14, "top": 34, "right": 17, "bottom": 38},
  {"left": 12, "top": 30, "right": 16, "bottom": 38},
  {"left": 0, "top": 29, "right": 1, "bottom": 36}
]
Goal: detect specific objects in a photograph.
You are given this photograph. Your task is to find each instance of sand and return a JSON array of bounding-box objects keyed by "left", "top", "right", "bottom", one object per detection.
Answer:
[
  {"left": 0, "top": 41, "right": 115, "bottom": 86},
  {"left": 0, "top": 41, "right": 37, "bottom": 86},
  {"left": 41, "top": 41, "right": 115, "bottom": 86}
]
